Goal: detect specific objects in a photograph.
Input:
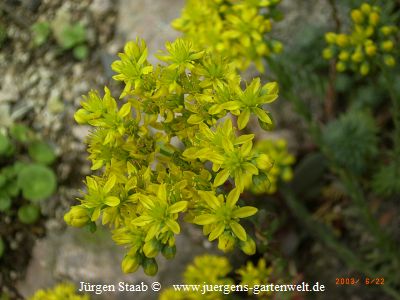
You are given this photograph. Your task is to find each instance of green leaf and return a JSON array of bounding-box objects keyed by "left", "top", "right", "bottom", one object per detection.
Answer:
[
  {"left": 0, "top": 193, "right": 11, "bottom": 212},
  {"left": 60, "top": 24, "right": 86, "bottom": 49},
  {"left": 232, "top": 206, "right": 258, "bottom": 218},
  {"left": 157, "top": 184, "right": 167, "bottom": 202},
  {"left": 17, "top": 164, "right": 56, "bottom": 202},
  {"left": 187, "top": 114, "right": 204, "bottom": 124},
  {"left": 0, "top": 133, "right": 10, "bottom": 155},
  {"left": 10, "top": 124, "right": 30, "bottom": 143},
  {"left": 168, "top": 201, "right": 188, "bottom": 213},
  {"left": 254, "top": 107, "right": 272, "bottom": 124},
  {"left": 240, "top": 140, "right": 252, "bottom": 157},
  {"left": 73, "top": 44, "right": 89, "bottom": 60},
  {"left": 230, "top": 221, "right": 247, "bottom": 241},
  {"left": 18, "top": 204, "right": 40, "bottom": 224},
  {"left": 208, "top": 223, "right": 225, "bottom": 241},
  {"left": 226, "top": 188, "right": 240, "bottom": 208},
  {"left": 103, "top": 175, "right": 116, "bottom": 194},
  {"left": 31, "top": 22, "right": 51, "bottom": 47},
  {"left": 193, "top": 214, "right": 218, "bottom": 225},
  {"left": 131, "top": 215, "right": 153, "bottom": 226},
  {"left": 208, "top": 104, "right": 223, "bottom": 115},
  {"left": 221, "top": 101, "right": 241, "bottom": 110},
  {"left": 104, "top": 196, "right": 120, "bottom": 207},
  {"left": 237, "top": 109, "right": 250, "bottom": 130},
  {"left": 234, "top": 134, "right": 254, "bottom": 145},
  {"left": 28, "top": 141, "right": 56, "bottom": 165},
  {"left": 213, "top": 169, "right": 230, "bottom": 187},
  {"left": 165, "top": 219, "right": 180, "bottom": 234}
]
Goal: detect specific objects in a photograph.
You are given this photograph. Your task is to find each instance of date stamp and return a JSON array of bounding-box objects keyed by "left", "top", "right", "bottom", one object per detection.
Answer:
[{"left": 335, "top": 278, "right": 384, "bottom": 286}]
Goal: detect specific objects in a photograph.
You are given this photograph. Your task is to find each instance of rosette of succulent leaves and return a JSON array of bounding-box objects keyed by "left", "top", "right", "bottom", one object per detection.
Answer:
[{"left": 65, "top": 38, "right": 279, "bottom": 275}]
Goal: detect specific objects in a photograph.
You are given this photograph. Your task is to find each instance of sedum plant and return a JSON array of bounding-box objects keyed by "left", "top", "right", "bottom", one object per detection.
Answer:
[
  {"left": 65, "top": 37, "right": 280, "bottom": 275},
  {"left": 244, "top": 139, "right": 295, "bottom": 194},
  {"left": 159, "top": 255, "right": 288, "bottom": 300},
  {"left": 172, "top": 0, "right": 282, "bottom": 72},
  {"left": 323, "top": 2, "right": 398, "bottom": 75},
  {"left": 29, "top": 283, "right": 89, "bottom": 300}
]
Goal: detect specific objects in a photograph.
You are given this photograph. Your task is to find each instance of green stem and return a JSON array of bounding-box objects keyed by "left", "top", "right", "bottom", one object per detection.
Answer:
[{"left": 281, "top": 186, "right": 400, "bottom": 300}]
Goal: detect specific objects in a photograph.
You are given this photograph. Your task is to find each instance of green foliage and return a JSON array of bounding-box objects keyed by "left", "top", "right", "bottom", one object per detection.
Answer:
[
  {"left": 66, "top": 37, "right": 281, "bottom": 275},
  {"left": 323, "top": 3, "right": 398, "bottom": 75},
  {"left": 372, "top": 163, "right": 400, "bottom": 196},
  {"left": 29, "top": 283, "right": 89, "bottom": 300},
  {"left": 57, "top": 23, "right": 87, "bottom": 50},
  {"left": 17, "top": 204, "right": 40, "bottom": 224},
  {"left": 28, "top": 141, "right": 56, "bottom": 165},
  {"left": 31, "top": 12, "right": 89, "bottom": 60},
  {"left": 0, "top": 133, "right": 10, "bottom": 155},
  {"left": 31, "top": 22, "right": 51, "bottom": 47},
  {"left": 0, "top": 125, "right": 57, "bottom": 241},
  {"left": 18, "top": 164, "right": 56, "bottom": 202},
  {"left": 55, "top": 22, "right": 88, "bottom": 60},
  {"left": 322, "top": 110, "right": 378, "bottom": 175},
  {"left": 173, "top": 0, "right": 282, "bottom": 72}
]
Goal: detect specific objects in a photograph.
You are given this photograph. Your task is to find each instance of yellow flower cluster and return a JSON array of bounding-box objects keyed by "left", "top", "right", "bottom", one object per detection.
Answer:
[
  {"left": 172, "top": 0, "right": 282, "bottom": 72},
  {"left": 29, "top": 283, "right": 89, "bottom": 300},
  {"left": 323, "top": 3, "right": 398, "bottom": 75},
  {"left": 160, "top": 255, "right": 232, "bottom": 300},
  {"left": 65, "top": 38, "right": 280, "bottom": 275},
  {"left": 237, "top": 258, "right": 272, "bottom": 297},
  {"left": 160, "top": 255, "right": 274, "bottom": 299},
  {"left": 245, "top": 139, "right": 294, "bottom": 194}
]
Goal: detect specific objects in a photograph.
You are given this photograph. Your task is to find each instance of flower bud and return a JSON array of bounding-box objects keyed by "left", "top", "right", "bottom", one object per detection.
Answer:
[
  {"left": 336, "top": 61, "right": 346, "bottom": 72},
  {"left": 380, "top": 26, "right": 393, "bottom": 36},
  {"left": 325, "top": 32, "right": 336, "bottom": 44},
  {"left": 239, "top": 236, "right": 256, "bottom": 255},
  {"left": 143, "top": 239, "right": 161, "bottom": 258},
  {"left": 360, "top": 3, "right": 371, "bottom": 14},
  {"left": 360, "top": 62, "right": 370, "bottom": 76},
  {"left": 339, "top": 51, "right": 350, "bottom": 61},
  {"left": 143, "top": 258, "right": 158, "bottom": 276},
  {"left": 218, "top": 232, "right": 236, "bottom": 252},
  {"left": 336, "top": 34, "right": 349, "bottom": 47},
  {"left": 369, "top": 12, "right": 379, "bottom": 26},
  {"left": 384, "top": 55, "right": 396, "bottom": 67},
  {"left": 351, "top": 9, "right": 363, "bottom": 24},
  {"left": 351, "top": 51, "right": 363, "bottom": 63},
  {"left": 121, "top": 255, "right": 140, "bottom": 273},
  {"left": 381, "top": 40, "right": 394, "bottom": 52},
  {"left": 272, "top": 41, "right": 283, "bottom": 54},
  {"left": 64, "top": 206, "right": 90, "bottom": 227},
  {"left": 365, "top": 44, "right": 377, "bottom": 56},
  {"left": 322, "top": 48, "right": 333, "bottom": 60},
  {"left": 161, "top": 244, "right": 176, "bottom": 260}
]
